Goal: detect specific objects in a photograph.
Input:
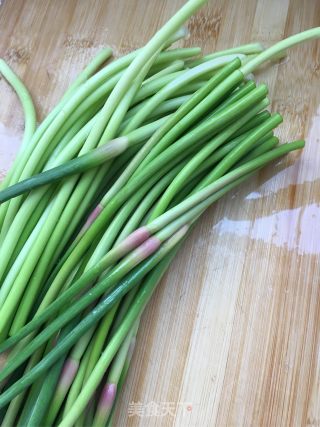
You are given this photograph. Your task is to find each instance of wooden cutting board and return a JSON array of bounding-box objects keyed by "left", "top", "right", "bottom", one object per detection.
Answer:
[{"left": 0, "top": 0, "right": 319, "bottom": 425}]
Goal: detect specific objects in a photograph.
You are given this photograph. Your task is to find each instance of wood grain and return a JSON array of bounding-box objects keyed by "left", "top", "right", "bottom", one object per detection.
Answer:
[{"left": 0, "top": 0, "right": 319, "bottom": 425}]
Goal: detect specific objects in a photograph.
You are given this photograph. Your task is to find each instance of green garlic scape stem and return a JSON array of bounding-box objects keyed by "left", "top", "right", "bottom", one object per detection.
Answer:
[
  {"left": 92, "top": 322, "right": 138, "bottom": 427},
  {"left": 62, "top": 48, "right": 113, "bottom": 99},
  {"left": 0, "top": 60, "right": 36, "bottom": 152},
  {"left": 241, "top": 27, "right": 320, "bottom": 75},
  {"left": 144, "top": 59, "right": 185, "bottom": 83},
  {"left": 0, "top": 138, "right": 128, "bottom": 203},
  {"left": 0, "top": 59, "right": 36, "bottom": 196},
  {"left": 61, "top": 332, "right": 97, "bottom": 416},
  {"left": 188, "top": 42, "right": 264, "bottom": 67}
]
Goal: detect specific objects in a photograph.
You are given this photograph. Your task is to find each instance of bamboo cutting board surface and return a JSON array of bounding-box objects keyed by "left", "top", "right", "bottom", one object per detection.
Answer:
[{"left": 0, "top": 0, "right": 320, "bottom": 426}]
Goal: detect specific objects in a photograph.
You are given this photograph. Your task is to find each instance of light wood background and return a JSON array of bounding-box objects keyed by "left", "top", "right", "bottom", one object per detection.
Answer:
[{"left": 0, "top": 0, "right": 320, "bottom": 426}]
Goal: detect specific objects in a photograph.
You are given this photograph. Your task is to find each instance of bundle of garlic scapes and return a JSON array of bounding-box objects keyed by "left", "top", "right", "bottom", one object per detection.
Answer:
[{"left": 0, "top": 0, "right": 319, "bottom": 425}]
